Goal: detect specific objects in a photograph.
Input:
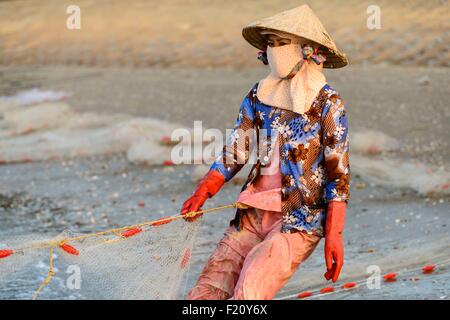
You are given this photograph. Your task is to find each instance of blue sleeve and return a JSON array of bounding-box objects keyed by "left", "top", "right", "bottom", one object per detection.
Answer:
[{"left": 210, "top": 89, "right": 256, "bottom": 182}]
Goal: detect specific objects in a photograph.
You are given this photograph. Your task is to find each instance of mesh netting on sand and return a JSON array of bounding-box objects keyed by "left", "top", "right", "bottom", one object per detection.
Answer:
[{"left": 0, "top": 205, "right": 235, "bottom": 300}]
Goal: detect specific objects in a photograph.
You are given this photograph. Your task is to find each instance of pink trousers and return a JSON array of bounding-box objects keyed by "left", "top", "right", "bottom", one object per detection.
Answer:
[{"left": 187, "top": 208, "right": 321, "bottom": 300}]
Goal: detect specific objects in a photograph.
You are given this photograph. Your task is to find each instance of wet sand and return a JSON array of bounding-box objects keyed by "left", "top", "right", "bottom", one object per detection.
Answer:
[
  {"left": 0, "top": 65, "right": 449, "bottom": 299},
  {"left": 1, "top": 65, "right": 449, "bottom": 169},
  {"left": 0, "top": 155, "right": 448, "bottom": 299},
  {"left": 0, "top": 0, "right": 449, "bottom": 301}
]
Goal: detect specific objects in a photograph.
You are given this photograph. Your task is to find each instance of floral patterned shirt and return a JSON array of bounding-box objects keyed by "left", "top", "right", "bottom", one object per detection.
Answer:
[{"left": 211, "top": 83, "right": 350, "bottom": 236}]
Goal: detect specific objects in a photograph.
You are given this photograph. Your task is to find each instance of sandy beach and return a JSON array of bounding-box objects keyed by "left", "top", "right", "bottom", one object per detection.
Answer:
[{"left": 1, "top": 0, "right": 449, "bottom": 68}]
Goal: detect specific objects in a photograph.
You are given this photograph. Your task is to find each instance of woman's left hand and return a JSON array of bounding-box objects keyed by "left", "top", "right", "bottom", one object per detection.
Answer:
[{"left": 324, "top": 201, "right": 346, "bottom": 282}]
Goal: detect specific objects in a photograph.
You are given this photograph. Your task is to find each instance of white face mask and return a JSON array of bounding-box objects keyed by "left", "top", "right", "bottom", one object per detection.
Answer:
[{"left": 267, "top": 44, "right": 303, "bottom": 78}]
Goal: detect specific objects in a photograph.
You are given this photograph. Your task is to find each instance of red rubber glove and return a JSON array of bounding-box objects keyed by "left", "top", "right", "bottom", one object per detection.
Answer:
[
  {"left": 181, "top": 170, "right": 225, "bottom": 222},
  {"left": 324, "top": 201, "right": 346, "bottom": 282}
]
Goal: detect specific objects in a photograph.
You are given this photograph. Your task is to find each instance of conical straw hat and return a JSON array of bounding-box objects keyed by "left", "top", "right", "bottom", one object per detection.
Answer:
[{"left": 242, "top": 4, "right": 348, "bottom": 68}]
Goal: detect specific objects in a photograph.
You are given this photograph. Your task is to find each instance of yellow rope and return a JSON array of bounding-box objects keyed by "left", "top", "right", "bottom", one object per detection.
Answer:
[
  {"left": 29, "top": 202, "right": 241, "bottom": 300},
  {"left": 33, "top": 245, "right": 55, "bottom": 300}
]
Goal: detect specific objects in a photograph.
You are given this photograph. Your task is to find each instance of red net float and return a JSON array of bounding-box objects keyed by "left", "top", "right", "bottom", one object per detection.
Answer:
[
  {"left": 422, "top": 265, "right": 436, "bottom": 274},
  {"left": 23, "top": 127, "right": 35, "bottom": 135},
  {"left": 59, "top": 243, "right": 79, "bottom": 256},
  {"left": 341, "top": 282, "right": 357, "bottom": 289},
  {"left": 297, "top": 291, "right": 313, "bottom": 299},
  {"left": 21, "top": 156, "right": 32, "bottom": 163},
  {"left": 0, "top": 249, "right": 14, "bottom": 259},
  {"left": 151, "top": 217, "right": 172, "bottom": 227},
  {"left": 320, "top": 286, "right": 334, "bottom": 294},
  {"left": 160, "top": 136, "right": 172, "bottom": 145},
  {"left": 383, "top": 272, "right": 397, "bottom": 282},
  {"left": 367, "top": 146, "right": 381, "bottom": 155},
  {"left": 138, "top": 202, "right": 145, "bottom": 208},
  {"left": 180, "top": 248, "right": 191, "bottom": 269},
  {"left": 163, "top": 160, "right": 174, "bottom": 166},
  {"left": 121, "top": 228, "right": 143, "bottom": 238}
]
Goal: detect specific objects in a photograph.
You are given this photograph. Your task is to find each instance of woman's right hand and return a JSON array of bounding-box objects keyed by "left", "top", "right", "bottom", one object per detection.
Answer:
[
  {"left": 180, "top": 170, "right": 225, "bottom": 222},
  {"left": 181, "top": 194, "right": 209, "bottom": 222}
]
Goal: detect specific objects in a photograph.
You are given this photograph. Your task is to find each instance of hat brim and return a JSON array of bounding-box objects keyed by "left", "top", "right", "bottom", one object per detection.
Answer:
[{"left": 242, "top": 25, "right": 348, "bottom": 69}]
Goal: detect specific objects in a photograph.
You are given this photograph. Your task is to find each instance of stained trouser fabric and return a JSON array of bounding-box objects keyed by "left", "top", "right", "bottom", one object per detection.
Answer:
[{"left": 187, "top": 207, "right": 321, "bottom": 300}]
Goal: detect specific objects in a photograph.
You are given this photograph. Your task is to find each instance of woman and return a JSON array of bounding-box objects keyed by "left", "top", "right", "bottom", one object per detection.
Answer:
[{"left": 181, "top": 4, "right": 350, "bottom": 300}]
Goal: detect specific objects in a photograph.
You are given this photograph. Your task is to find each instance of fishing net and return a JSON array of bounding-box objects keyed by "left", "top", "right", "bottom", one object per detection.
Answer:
[
  {"left": 351, "top": 154, "right": 450, "bottom": 195},
  {"left": 0, "top": 210, "right": 217, "bottom": 300},
  {"left": 0, "top": 95, "right": 197, "bottom": 165}
]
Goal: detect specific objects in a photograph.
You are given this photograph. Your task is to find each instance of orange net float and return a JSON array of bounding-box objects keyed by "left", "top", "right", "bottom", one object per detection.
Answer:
[
  {"left": 120, "top": 227, "right": 143, "bottom": 238},
  {"left": 160, "top": 136, "right": 172, "bottom": 145},
  {"left": 151, "top": 217, "right": 172, "bottom": 227},
  {"left": 422, "top": 265, "right": 436, "bottom": 274},
  {"left": 383, "top": 272, "right": 397, "bottom": 282},
  {"left": 21, "top": 156, "right": 33, "bottom": 163},
  {"left": 297, "top": 291, "right": 313, "bottom": 299},
  {"left": 320, "top": 286, "right": 334, "bottom": 294},
  {"left": 341, "top": 282, "right": 357, "bottom": 289},
  {"left": 0, "top": 249, "right": 14, "bottom": 259},
  {"left": 59, "top": 243, "right": 79, "bottom": 256},
  {"left": 163, "top": 160, "right": 175, "bottom": 166}
]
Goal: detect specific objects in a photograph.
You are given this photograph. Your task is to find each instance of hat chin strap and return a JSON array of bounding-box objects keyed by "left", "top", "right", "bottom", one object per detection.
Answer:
[{"left": 281, "top": 60, "right": 303, "bottom": 80}]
